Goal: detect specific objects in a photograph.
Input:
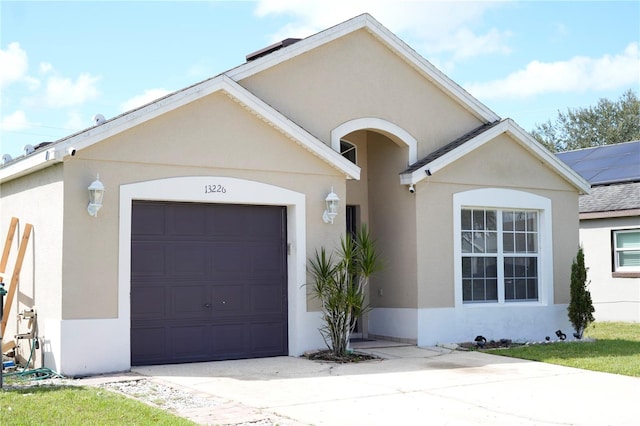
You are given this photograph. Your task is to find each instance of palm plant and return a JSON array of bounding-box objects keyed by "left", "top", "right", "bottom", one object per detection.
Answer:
[{"left": 308, "top": 225, "right": 381, "bottom": 357}]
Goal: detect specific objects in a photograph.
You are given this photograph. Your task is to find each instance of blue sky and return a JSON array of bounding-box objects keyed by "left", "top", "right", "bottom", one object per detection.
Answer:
[{"left": 1, "top": 1, "right": 639, "bottom": 158}]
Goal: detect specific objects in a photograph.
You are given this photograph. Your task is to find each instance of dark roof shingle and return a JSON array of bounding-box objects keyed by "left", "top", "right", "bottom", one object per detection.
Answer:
[{"left": 402, "top": 120, "right": 501, "bottom": 174}]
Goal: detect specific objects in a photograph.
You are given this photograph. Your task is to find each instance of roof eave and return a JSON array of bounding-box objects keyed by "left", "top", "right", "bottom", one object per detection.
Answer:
[
  {"left": 400, "top": 119, "right": 592, "bottom": 194},
  {"left": 0, "top": 75, "right": 360, "bottom": 184}
]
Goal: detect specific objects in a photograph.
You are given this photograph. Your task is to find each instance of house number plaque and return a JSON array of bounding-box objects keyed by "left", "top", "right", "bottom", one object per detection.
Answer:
[{"left": 204, "top": 184, "right": 227, "bottom": 194}]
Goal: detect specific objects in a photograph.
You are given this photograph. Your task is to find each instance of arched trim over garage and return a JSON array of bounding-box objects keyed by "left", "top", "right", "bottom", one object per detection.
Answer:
[
  {"left": 331, "top": 118, "right": 418, "bottom": 166},
  {"left": 117, "top": 176, "right": 313, "bottom": 369}
]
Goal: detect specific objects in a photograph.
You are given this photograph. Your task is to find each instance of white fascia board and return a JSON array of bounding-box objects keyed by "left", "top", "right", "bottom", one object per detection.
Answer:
[
  {"left": 0, "top": 148, "right": 62, "bottom": 183},
  {"left": 400, "top": 119, "right": 591, "bottom": 194},
  {"left": 1, "top": 75, "right": 359, "bottom": 184},
  {"left": 228, "top": 14, "right": 499, "bottom": 124}
]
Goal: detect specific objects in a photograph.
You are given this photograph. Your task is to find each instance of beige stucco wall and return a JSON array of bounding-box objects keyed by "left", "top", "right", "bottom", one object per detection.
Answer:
[
  {"left": 59, "top": 91, "right": 346, "bottom": 319},
  {"left": 240, "top": 29, "right": 483, "bottom": 157},
  {"left": 0, "top": 164, "right": 64, "bottom": 365},
  {"left": 414, "top": 134, "right": 579, "bottom": 309},
  {"left": 579, "top": 216, "right": 640, "bottom": 322}
]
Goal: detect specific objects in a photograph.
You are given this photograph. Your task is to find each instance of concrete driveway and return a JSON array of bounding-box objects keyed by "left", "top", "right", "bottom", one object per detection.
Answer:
[{"left": 132, "top": 343, "right": 639, "bottom": 425}]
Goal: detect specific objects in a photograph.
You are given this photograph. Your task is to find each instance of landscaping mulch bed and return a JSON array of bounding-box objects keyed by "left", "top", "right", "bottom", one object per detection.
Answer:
[
  {"left": 458, "top": 338, "right": 526, "bottom": 350},
  {"left": 304, "top": 350, "right": 379, "bottom": 363}
]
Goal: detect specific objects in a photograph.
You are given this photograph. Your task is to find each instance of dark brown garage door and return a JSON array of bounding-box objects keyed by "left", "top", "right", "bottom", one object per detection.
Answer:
[{"left": 131, "top": 201, "right": 288, "bottom": 365}]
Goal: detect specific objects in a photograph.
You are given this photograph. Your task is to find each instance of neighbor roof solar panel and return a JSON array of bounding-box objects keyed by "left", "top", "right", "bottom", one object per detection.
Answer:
[{"left": 556, "top": 140, "right": 640, "bottom": 185}]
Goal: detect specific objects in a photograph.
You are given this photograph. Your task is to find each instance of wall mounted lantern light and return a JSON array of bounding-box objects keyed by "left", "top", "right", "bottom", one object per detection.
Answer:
[
  {"left": 87, "top": 174, "right": 105, "bottom": 217},
  {"left": 322, "top": 187, "right": 340, "bottom": 224}
]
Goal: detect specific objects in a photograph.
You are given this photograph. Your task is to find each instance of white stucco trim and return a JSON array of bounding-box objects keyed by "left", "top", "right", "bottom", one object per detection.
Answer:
[
  {"left": 400, "top": 119, "right": 591, "bottom": 194},
  {"left": 453, "top": 188, "right": 554, "bottom": 308},
  {"left": 109, "top": 176, "right": 323, "bottom": 373},
  {"left": 331, "top": 117, "right": 418, "bottom": 166},
  {"left": 417, "top": 304, "right": 575, "bottom": 346}
]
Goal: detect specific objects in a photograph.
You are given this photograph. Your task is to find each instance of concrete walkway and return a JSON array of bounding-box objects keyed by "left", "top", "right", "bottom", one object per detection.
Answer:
[{"left": 131, "top": 343, "right": 640, "bottom": 425}]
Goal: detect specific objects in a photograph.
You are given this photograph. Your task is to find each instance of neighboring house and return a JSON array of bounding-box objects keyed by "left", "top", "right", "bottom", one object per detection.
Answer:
[
  {"left": 0, "top": 14, "right": 589, "bottom": 377},
  {"left": 557, "top": 141, "right": 640, "bottom": 322}
]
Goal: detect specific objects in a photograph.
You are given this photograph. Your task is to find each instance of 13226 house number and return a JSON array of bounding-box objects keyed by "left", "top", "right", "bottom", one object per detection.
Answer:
[{"left": 204, "top": 184, "right": 226, "bottom": 194}]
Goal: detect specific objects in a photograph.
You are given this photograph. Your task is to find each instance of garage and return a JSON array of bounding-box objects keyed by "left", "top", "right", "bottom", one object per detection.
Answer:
[{"left": 130, "top": 201, "right": 288, "bottom": 365}]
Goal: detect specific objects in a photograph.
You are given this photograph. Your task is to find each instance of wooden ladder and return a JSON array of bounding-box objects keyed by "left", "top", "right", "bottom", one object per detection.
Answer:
[{"left": 1, "top": 217, "right": 33, "bottom": 352}]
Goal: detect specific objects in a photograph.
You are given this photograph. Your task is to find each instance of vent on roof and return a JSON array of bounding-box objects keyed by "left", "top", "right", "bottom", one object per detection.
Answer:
[
  {"left": 2, "top": 154, "right": 12, "bottom": 165},
  {"left": 246, "top": 38, "right": 302, "bottom": 62},
  {"left": 24, "top": 144, "right": 35, "bottom": 155},
  {"left": 93, "top": 114, "right": 106, "bottom": 125}
]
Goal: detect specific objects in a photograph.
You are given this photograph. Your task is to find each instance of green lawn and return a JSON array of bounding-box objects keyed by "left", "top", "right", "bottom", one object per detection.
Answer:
[
  {"left": 0, "top": 384, "right": 195, "bottom": 425},
  {"left": 489, "top": 322, "right": 640, "bottom": 377}
]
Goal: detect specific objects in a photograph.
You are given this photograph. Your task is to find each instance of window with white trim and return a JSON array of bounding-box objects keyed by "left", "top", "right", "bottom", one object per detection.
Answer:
[
  {"left": 340, "top": 140, "right": 357, "bottom": 164},
  {"left": 461, "top": 208, "right": 539, "bottom": 303},
  {"left": 613, "top": 229, "right": 640, "bottom": 272}
]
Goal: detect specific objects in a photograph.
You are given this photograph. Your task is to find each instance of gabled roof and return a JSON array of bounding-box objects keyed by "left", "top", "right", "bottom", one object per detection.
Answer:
[
  {"left": 0, "top": 75, "right": 360, "bottom": 183},
  {"left": 400, "top": 118, "right": 592, "bottom": 194},
  {"left": 1, "top": 13, "right": 499, "bottom": 184},
  {"left": 556, "top": 140, "right": 640, "bottom": 186},
  {"left": 227, "top": 13, "right": 500, "bottom": 123}
]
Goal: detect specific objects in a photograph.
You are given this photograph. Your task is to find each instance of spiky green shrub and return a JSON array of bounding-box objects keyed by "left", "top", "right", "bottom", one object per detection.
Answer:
[
  {"left": 309, "top": 225, "right": 381, "bottom": 357},
  {"left": 567, "top": 247, "right": 595, "bottom": 339}
]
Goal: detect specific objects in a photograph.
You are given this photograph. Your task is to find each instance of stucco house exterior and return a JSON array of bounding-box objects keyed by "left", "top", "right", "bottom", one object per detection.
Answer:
[
  {"left": 557, "top": 141, "right": 640, "bottom": 322},
  {"left": 0, "top": 14, "right": 590, "bottom": 377}
]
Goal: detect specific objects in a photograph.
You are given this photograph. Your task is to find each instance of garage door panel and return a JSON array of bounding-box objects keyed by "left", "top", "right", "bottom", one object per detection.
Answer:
[
  {"left": 132, "top": 203, "right": 166, "bottom": 236},
  {"left": 251, "top": 284, "right": 284, "bottom": 313},
  {"left": 211, "top": 323, "right": 246, "bottom": 356},
  {"left": 251, "top": 322, "right": 286, "bottom": 354},
  {"left": 131, "top": 201, "right": 287, "bottom": 365},
  {"left": 211, "top": 244, "right": 249, "bottom": 273},
  {"left": 131, "top": 244, "right": 166, "bottom": 276},
  {"left": 169, "top": 325, "right": 210, "bottom": 358},
  {"left": 211, "top": 284, "right": 245, "bottom": 313},
  {"left": 170, "top": 284, "right": 209, "bottom": 319},
  {"left": 248, "top": 207, "right": 286, "bottom": 238},
  {"left": 171, "top": 244, "right": 208, "bottom": 276},
  {"left": 131, "top": 326, "right": 166, "bottom": 364},
  {"left": 252, "top": 243, "right": 286, "bottom": 274},
  {"left": 166, "top": 204, "right": 207, "bottom": 236},
  {"left": 131, "top": 286, "right": 166, "bottom": 320}
]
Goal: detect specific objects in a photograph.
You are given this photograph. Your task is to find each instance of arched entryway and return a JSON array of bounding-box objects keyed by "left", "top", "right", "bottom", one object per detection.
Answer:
[{"left": 331, "top": 118, "right": 419, "bottom": 339}]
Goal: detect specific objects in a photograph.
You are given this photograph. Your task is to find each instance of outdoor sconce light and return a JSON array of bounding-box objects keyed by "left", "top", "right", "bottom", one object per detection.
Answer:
[
  {"left": 322, "top": 187, "right": 340, "bottom": 224},
  {"left": 87, "top": 174, "right": 105, "bottom": 217}
]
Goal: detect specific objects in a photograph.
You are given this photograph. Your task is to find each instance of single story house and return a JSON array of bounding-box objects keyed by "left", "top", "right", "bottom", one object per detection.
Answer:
[
  {"left": 556, "top": 141, "right": 640, "bottom": 322},
  {"left": 0, "top": 14, "right": 590, "bottom": 376}
]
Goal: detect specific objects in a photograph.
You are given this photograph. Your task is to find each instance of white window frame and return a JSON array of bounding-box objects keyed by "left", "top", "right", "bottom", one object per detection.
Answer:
[
  {"left": 612, "top": 229, "right": 640, "bottom": 273},
  {"left": 453, "top": 188, "right": 553, "bottom": 307},
  {"left": 340, "top": 139, "right": 357, "bottom": 165}
]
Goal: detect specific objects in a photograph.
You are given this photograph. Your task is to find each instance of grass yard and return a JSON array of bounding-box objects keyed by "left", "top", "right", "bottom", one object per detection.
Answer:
[
  {"left": 0, "top": 384, "right": 195, "bottom": 426},
  {"left": 489, "top": 322, "right": 640, "bottom": 377}
]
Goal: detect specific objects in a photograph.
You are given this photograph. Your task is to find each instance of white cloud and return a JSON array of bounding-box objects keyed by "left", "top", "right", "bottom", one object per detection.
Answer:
[
  {"left": 0, "top": 110, "right": 29, "bottom": 131},
  {"left": 254, "top": 0, "right": 510, "bottom": 61},
  {"left": 44, "top": 73, "right": 101, "bottom": 107},
  {"left": 465, "top": 42, "right": 640, "bottom": 99},
  {"left": 0, "top": 42, "right": 29, "bottom": 89},
  {"left": 40, "top": 62, "right": 53, "bottom": 74},
  {"left": 120, "top": 88, "right": 172, "bottom": 112}
]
